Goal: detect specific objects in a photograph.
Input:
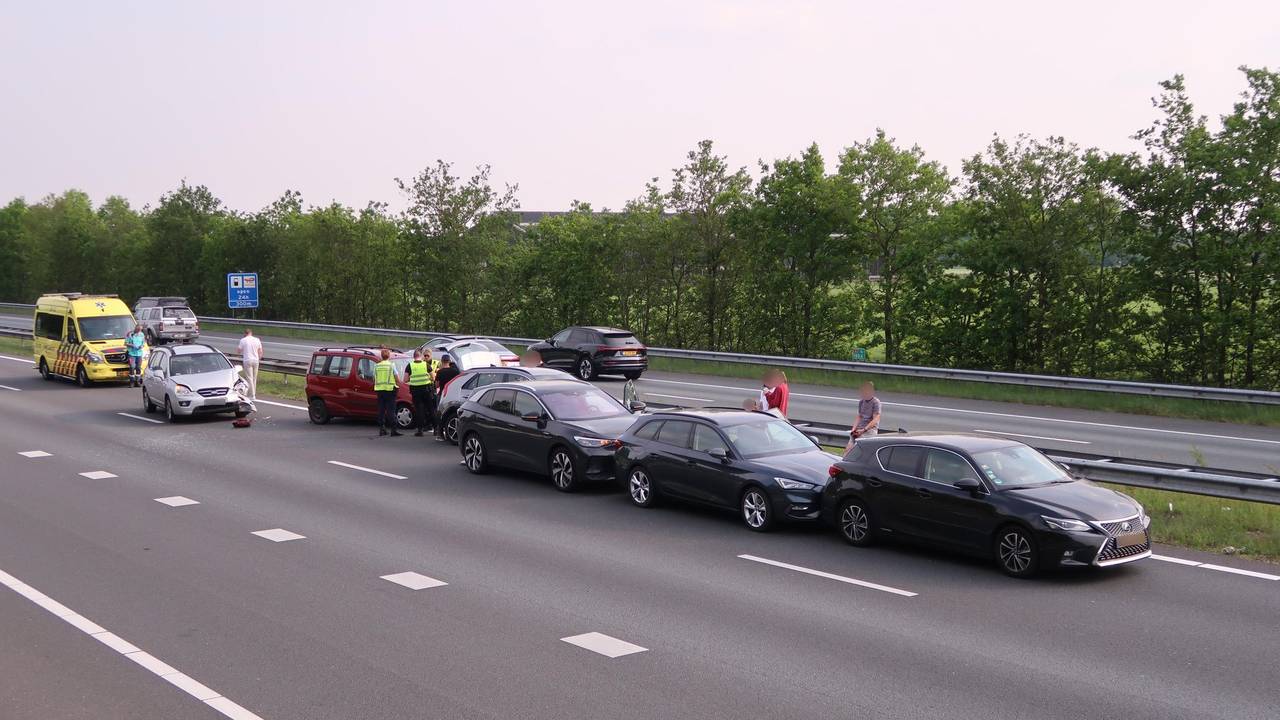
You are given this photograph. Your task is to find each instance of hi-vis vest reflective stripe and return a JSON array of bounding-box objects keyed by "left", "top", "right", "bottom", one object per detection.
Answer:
[
  {"left": 408, "top": 359, "right": 434, "bottom": 386},
  {"left": 373, "top": 360, "right": 397, "bottom": 391}
]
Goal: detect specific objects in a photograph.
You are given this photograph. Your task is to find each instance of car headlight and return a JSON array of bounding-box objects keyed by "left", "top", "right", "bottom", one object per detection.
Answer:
[
  {"left": 574, "top": 436, "right": 621, "bottom": 449},
  {"left": 174, "top": 384, "right": 194, "bottom": 397},
  {"left": 1137, "top": 504, "right": 1151, "bottom": 528},
  {"left": 233, "top": 379, "right": 248, "bottom": 394},
  {"left": 87, "top": 352, "right": 104, "bottom": 363},
  {"left": 774, "top": 477, "right": 816, "bottom": 491},
  {"left": 1042, "top": 516, "right": 1092, "bottom": 532}
]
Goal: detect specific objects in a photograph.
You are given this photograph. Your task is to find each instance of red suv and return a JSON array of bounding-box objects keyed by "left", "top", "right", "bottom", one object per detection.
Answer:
[{"left": 305, "top": 347, "right": 417, "bottom": 429}]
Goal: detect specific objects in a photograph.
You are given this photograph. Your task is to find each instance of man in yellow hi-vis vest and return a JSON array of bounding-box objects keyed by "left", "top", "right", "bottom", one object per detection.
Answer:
[
  {"left": 404, "top": 348, "right": 436, "bottom": 437},
  {"left": 374, "top": 347, "right": 402, "bottom": 436}
]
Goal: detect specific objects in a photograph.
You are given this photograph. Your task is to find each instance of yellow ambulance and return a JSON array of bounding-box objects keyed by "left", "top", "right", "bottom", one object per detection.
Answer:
[{"left": 32, "top": 293, "right": 146, "bottom": 386}]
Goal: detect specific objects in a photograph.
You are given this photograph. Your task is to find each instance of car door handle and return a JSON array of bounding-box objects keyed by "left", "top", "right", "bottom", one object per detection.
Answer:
[
  {"left": 915, "top": 488, "right": 932, "bottom": 499},
  {"left": 867, "top": 479, "right": 883, "bottom": 488}
]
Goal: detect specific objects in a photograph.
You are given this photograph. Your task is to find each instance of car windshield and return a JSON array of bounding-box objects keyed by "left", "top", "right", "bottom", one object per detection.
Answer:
[
  {"left": 971, "top": 445, "right": 1070, "bottom": 488},
  {"left": 454, "top": 350, "right": 502, "bottom": 370},
  {"left": 170, "top": 353, "right": 231, "bottom": 376},
  {"left": 723, "top": 419, "right": 815, "bottom": 459},
  {"left": 78, "top": 315, "right": 135, "bottom": 341},
  {"left": 540, "top": 387, "right": 628, "bottom": 421}
]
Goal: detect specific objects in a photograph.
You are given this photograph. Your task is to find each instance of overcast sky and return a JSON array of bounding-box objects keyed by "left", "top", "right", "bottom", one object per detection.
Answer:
[{"left": 3, "top": 1, "right": 1278, "bottom": 213}]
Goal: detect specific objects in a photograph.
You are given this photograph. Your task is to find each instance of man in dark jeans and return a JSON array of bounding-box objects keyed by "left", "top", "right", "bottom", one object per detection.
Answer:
[
  {"left": 373, "top": 348, "right": 402, "bottom": 437},
  {"left": 432, "top": 356, "right": 461, "bottom": 440},
  {"left": 404, "top": 348, "right": 435, "bottom": 437}
]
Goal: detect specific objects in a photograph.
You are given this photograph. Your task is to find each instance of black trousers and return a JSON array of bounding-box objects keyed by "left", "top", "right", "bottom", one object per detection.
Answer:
[
  {"left": 376, "top": 390, "right": 397, "bottom": 430},
  {"left": 410, "top": 385, "right": 435, "bottom": 431}
]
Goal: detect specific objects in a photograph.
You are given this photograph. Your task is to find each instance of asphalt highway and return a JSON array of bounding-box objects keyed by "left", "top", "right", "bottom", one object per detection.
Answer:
[{"left": 1, "top": 352, "right": 1278, "bottom": 719}]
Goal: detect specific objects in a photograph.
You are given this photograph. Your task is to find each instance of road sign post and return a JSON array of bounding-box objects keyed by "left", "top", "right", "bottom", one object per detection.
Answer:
[{"left": 227, "top": 272, "right": 259, "bottom": 310}]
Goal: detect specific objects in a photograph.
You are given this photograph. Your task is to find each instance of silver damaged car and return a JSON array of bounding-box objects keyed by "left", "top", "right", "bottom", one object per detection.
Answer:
[{"left": 141, "top": 343, "right": 251, "bottom": 422}]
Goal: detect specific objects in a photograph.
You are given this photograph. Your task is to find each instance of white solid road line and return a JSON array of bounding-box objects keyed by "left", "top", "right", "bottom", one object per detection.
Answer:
[
  {"left": 973, "top": 429, "right": 1091, "bottom": 445},
  {"left": 251, "top": 528, "right": 306, "bottom": 542},
  {"left": 381, "top": 571, "right": 448, "bottom": 590},
  {"left": 328, "top": 460, "right": 408, "bottom": 480},
  {"left": 1151, "top": 553, "right": 1279, "bottom": 580},
  {"left": 645, "top": 392, "right": 713, "bottom": 403},
  {"left": 254, "top": 398, "right": 307, "bottom": 411},
  {"left": 79, "top": 470, "right": 118, "bottom": 480},
  {"left": 644, "top": 378, "right": 1280, "bottom": 446},
  {"left": 18, "top": 450, "right": 52, "bottom": 458},
  {"left": 118, "top": 412, "right": 164, "bottom": 424},
  {"left": 0, "top": 383, "right": 21, "bottom": 391},
  {"left": 561, "top": 632, "right": 648, "bottom": 658},
  {"left": 0, "top": 566, "right": 266, "bottom": 720},
  {"left": 738, "top": 554, "right": 918, "bottom": 597}
]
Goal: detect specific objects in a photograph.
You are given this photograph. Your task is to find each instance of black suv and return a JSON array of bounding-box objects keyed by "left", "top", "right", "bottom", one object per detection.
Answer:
[
  {"left": 436, "top": 365, "right": 573, "bottom": 443},
  {"left": 528, "top": 326, "right": 647, "bottom": 381}
]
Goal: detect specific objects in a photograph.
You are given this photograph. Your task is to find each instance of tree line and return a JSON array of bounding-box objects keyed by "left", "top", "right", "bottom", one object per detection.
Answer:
[{"left": 1, "top": 68, "right": 1277, "bottom": 389}]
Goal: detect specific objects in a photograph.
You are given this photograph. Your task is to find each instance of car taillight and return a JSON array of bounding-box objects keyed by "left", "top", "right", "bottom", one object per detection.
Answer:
[{"left": 828, "top": 465, "right": 841, "bottom": 478}]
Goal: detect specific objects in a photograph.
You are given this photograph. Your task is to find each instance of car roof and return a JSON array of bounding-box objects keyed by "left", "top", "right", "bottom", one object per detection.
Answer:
[
  {"left": 578, "top": 326, "right": 634, "bottom": 334},
  {"left": 488, "top": 378, "right": 594, "bottom": 393},
  {"left": 644, "top": 408, "right": 780, "bottom": 426},
  {"left": 169, "top": 343, "right": 221, "bottom": 355},
  {"left": 461, "top": 366, "right": 566, "bottom": 378},
  {"left": 862, "top": 432, "right": 1022, "bottom": 453}
]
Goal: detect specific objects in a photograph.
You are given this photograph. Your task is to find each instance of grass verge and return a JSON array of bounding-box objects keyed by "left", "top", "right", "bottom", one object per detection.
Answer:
[{"left": 1100, "top": 483, "right": 1280, "bottom": 563}]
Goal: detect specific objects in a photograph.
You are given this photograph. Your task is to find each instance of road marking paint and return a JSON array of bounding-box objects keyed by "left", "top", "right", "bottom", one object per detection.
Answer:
[
  {"left": 561, "top": 632, "right": 648, "bottom": 658},
  {"left": 738, "top": 554, "right": 918, "bottom": 597},
  {"left": 973, "top": 429, "right": 1091, "bottom": 444},
  {"left": 79, "top": 470, "right": 117, "bottom": 480},
  {"left": 1151, "top": 554, "right": 1202, "bottom": 566},
  {"left": 155, "top": 496, "right": 200, "bottom": 507},
  {"left": 118, "top": 411, "right": 164, "bottom": 424},
  {"left": 0, "top": 383, "right": 21, "bottom": 391},
  {"left": 1199, "top": 564, "right": 1280, "bottom": 581},
  {"left": 644, "top": 392, "right": 712, "bottom": 402},
  {"left": 18, "top": 450, "right": 51, "bottom": 458},
  {"left": 254, "top": 398, "right": 306, "bottom": 411},
  {"left": 287, "top": 353, "right": 312, "bottom": 358},
  {"left": 328, "top": 460, "right": 408, "bottom": 480},
  {"left": 381, "top": 571, "right": 448, "bottom": 590},
  {"left": 251, "top": 528, "right": 306, "bottom": 542},
  {"left": 0, "top": 566, "right": 266, "bottom": 720},
  {"left": 643, "top": 378, "right": 1280, "bottom": 446},
  {"left": 0, "top": 353, "right": 33, "bottom": 364}
]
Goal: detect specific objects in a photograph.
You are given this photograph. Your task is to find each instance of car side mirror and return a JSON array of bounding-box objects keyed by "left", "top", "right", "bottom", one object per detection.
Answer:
[
  {"left": 807, "top": 434, "right": 822, "bottom": 446},
  {"left": 954, "top": 477, "right": 983, "bottom": 494},
  {"left": 629, "top": 400, "right": 646, "bottom": 413},
  {"left": 708, "top": 447, "right": 730, "bottom": 463},
  {"left": 546, "top": 339, "right": 555, "bottom": 346},
  {"left": 233, "top": 364, "right": 244, "bottom": 374},
  {"left": 1057, "top": 461, "right": 1071, "bottom": 472},
  {"left": 520, "top": 412, "right": 542, "bottom": 423}
]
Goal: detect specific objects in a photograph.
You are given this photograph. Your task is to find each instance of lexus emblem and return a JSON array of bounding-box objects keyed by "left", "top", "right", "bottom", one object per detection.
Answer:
[{"left": 1121, "top": 522, "right": 1131, "bottom": 531}]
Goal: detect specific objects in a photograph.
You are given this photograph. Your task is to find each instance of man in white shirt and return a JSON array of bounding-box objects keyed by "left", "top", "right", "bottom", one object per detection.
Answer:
[{"left": 237, "top": 329, "right": 263, "bottom": 400}]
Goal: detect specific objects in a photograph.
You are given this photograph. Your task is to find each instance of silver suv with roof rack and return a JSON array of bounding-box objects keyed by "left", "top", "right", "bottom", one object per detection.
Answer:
[{"left": 134, "top": 296, "right": 199, "bottom": 344}]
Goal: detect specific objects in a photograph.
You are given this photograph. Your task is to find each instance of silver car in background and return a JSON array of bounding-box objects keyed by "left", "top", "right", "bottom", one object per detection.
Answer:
[{"left": 141, "top": 343, "right": 250, "bottom": 422}]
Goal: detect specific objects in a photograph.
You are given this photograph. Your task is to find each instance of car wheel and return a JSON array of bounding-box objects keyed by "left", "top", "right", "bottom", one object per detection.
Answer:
[
  {"left": 308, "top": 398, "right": 330, "bottom": 425},
  {"left": 549, "top": 448, "right": 578, "bottom": 492},
  {"left": 443, "top": 412, "right": 459, "bottom": 444},
  {"left": 462, "top": 433, "right": 488, "bottom": 474},
  {"left": 838, "top": 498, "right": 875, "bottom": 547},
  {"left": 145, "top": 330, "right": 156, "bottom": 346},
  {"left": 395, "top": 403, "right": 415, "bottom": 430},
  {"left": 164, "top": 396, "right": 178, "bottom": 423},
  {"left": 741, "top": 486, "right": 774, "bottom": 532},
  {"left": 995, "top": 525, "right": 1039, "bottom": 578},
  {"left": 623, "top": 371, "right": 642, "bottom": 381},
  {"left": 627, "top": 466, "right": 656, "bottom": 507},
  {"left": 142, "top": 387, "right": 156, "bottom": 413},
  {"left": 76, "top": 365, "right": 90, "bottom": 387},
  {"left": 39, "top": 358, "right": 51, "bottom": 381},
  {"left": 575, "top": 356, "right": 595, "bottom": 381}
]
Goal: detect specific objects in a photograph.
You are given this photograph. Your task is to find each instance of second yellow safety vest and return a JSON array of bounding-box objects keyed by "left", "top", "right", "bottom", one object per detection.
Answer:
[
  {"left": 373, "top": 359, "right": 397, "bottom": 391},
  {"left": 408, "top": 359, "right": 434, "bottom": 387}
]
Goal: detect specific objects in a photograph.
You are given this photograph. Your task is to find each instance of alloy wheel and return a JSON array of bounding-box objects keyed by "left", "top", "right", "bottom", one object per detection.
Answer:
[
  {"left": 628, "top": 469, "right": 652, "bottom": 506},
  {"left": 577, "top": 358, "right": 593, "bottom": 380},
  {"left": 998, "top": 529, "right": 1034, "bottom": 576},
  {"left": 39, "top": 358, "right": 51, "bottom": 381},
  {"left": 76, "top": 365, "right": 89, "bottom": 387},
  {"left": 742, "top": 489, "right": 769, "bottom": 530},
  {"left": 143, "top": 388, "right": 154, "bottom": 413},
  {"left": 551, "top": 451, "right": 575, "bottom": 491},
  {"left": 165, "top": 397, "right": 177, "bottom": 423},
  {"left": 395, "top": 404, "right": 414, "bottom": 429},
  {"left": 444, "top": 415, "right": 459, "bottom": 443},
  {"left": 463, "top": 436, "right": 484, "bottom": 472},
  {"left": 840, "top": 502, "right": 870, "bottom": 544}
]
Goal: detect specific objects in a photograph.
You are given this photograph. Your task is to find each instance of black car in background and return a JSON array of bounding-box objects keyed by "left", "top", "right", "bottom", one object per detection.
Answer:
[
  {"left": 822, "top": 434, "right": 1151, "bottom": 577},
  {"left": 527, "top": 326, "right": 647, "bottom": 381},
  {"left": 614, "top": 409, "right": 839, "bottom": 531},
  {"left": 436, "top": 366, "right": 573, "bottom": 443},
  {"left": 456, "top": 379, "right": 646, "bottom": 492}
]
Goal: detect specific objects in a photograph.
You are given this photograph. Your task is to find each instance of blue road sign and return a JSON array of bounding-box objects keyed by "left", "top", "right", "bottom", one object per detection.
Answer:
[{"left": 227, "top": 272, "right": 259, "bottom": 309}]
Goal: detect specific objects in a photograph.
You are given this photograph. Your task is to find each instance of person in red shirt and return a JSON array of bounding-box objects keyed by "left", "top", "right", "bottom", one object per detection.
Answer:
[{"left": 762, "top": 369, "right": 790, "bottom": 418}]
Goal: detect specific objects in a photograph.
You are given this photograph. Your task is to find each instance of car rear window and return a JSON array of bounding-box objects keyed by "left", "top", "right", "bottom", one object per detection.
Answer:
[
  {"left": 310, "top": 355, "right": 329, "bottom": 375},
  {"left": 633, "top": 420, "right": 662, "bottom": 440},
  {"left": 603, "top": 333, "right": 640, "bottom": 346},
  {"left": 163, "top": 307, "right": 195, "bottom": 318}
]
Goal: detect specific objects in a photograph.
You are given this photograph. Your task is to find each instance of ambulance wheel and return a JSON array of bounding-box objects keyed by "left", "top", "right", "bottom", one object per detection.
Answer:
[
  {"left": 39, "top": 358, "right": 51, "bottom": 381},
  {"left": 76, "top": 365, "right": 91, "bottom": 387}
]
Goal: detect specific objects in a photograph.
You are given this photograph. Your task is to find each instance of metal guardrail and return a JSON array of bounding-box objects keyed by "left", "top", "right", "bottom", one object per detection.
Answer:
[{"left": 3, "top": 302, "right": 1279, "bottom": 405}]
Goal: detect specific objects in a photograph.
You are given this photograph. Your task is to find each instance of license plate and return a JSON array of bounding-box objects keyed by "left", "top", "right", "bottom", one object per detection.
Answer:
[
  {"left": 621, "top": 350, "right": 638, "bottom": 356},
  {"left": 1117, "top": 530, "right": 1146, "bottom": 548},
  {"left": 116, "top": 370, "right": 128, "bottom": 377}
]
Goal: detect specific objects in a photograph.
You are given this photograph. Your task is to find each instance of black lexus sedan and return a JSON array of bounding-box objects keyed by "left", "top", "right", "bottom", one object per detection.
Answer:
[
  {"left": 614, "top": 409, "right": 840, "bottom": 531},
  {"left": 823, "top": 434, "right": 1152, "bottom": 577},
  {"left": 455, "top": 379, "right": 645, "bottom": 492}
]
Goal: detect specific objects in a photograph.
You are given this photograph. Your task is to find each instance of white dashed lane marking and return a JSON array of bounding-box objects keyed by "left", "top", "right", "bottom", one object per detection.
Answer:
[
  {"left": 18, "top": 450, "right": 51, "bottom": 458},
  {"left": 738, "top": 554, "right": 918, "bottom": 597},
  {"left": 328, "top": 460, "right": 408, "bottom": 480},
  {"left": 0, "top": 566, "right": 266, "bottom": 720},
  {"left": 973, "top": 429, "right": 1091, "bottom": 445},
  {"left": 561, "top": 632, "right": 648, "bottom": 658},
  {"left": 118, "top": 412, "right": 164, "bottom": 424},
  {"left": 0, "top": 383, "right": 21, "bottom": 391},
  {"left": 79, "top": 471, "right": 118, "bottom": 480},
  {"left": 645, "top": 393, "right": 713, "bottom": 403},
  {"left": 251, "top": 528, "right": 306, "bottom": 542},
  {"left": 254, "top": 399, "right": 306, "bottom": 411},
  {"left": 154, "top": 496, "right": 200, "bottom": 507},
  {"left": 381, "top": 571, "right": 448, "bottom": 590},
  {"left": 1152, "top": 554, "right": 1280, "bottom": 580},
  {"left": 0, "top": 354, "right": 33, "bottom": 364}
]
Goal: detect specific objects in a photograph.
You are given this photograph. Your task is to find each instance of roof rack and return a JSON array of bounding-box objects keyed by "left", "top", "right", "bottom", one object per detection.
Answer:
[
  {"left": 315, "top": 346, "right": 401, "bottom": 356},
  {"left": 43, "top": 292, "right": 120, "bottom": 299}
]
